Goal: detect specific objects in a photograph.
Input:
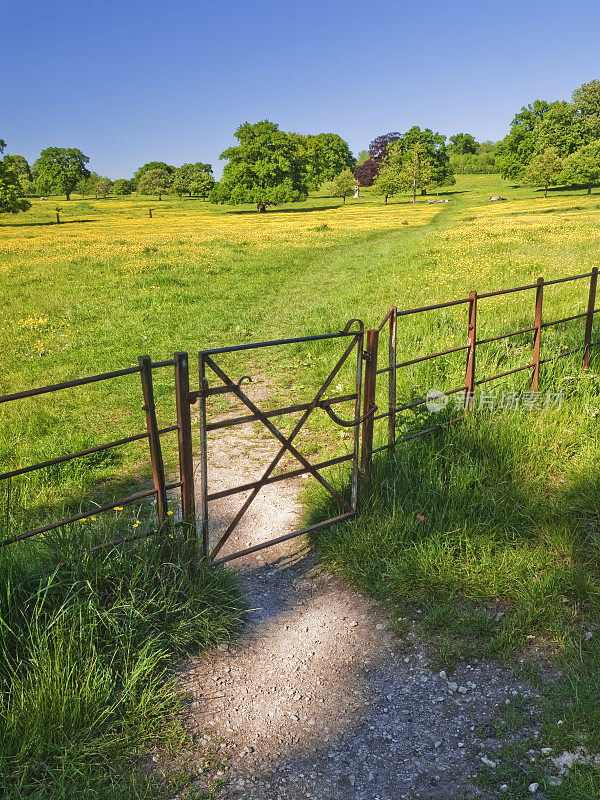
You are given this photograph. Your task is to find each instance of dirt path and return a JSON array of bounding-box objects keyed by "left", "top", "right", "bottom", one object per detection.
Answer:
[{"left": 174, "top": 393, "right": 541, "bottom": 799}]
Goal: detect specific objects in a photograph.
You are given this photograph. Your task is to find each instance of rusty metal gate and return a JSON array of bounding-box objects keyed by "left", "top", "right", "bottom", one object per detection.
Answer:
[{"left": 196, "top": 320, "right": 371, "bottom": 564}]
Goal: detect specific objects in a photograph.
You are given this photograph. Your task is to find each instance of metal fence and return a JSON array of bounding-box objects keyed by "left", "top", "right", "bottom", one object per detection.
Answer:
[{"left": 0, "top": 269, "right": 598, "bottom": 562}]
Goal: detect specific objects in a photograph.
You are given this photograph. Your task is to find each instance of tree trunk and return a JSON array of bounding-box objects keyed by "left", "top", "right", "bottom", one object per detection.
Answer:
[
  {"left": 384, "top": 195, "right": 388, "bottom": 205},
  {"left": 421, "top": 188, "right": 427, "bottom": 196},
  {"left": 413, "top": 176, "right": 417, "bottom": 204},
  {"left": 257, "top": 203, "right": 266, "bottom": 212},
  {"left": 544, "top": 185, "right": 548, "bottom": 198},
  {"left": 342, "top": 195, "right": 346, "bottom": 204},
  {"left": 588, "top": 185, "right": 592, "bottom": 194},
  {"left": 158, "top": 193, "right": 162, "bottom": 200},
  {"left": 65, "top": 191, "right": 70, "bottom": 201},
  {"left": 56, "top": 212, "right": 60, "bottom": 223}
]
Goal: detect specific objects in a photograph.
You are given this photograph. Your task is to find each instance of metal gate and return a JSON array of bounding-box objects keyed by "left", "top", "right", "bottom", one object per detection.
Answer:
[{"left": 196, "top": 320, "right": 370, "bottom": 564}]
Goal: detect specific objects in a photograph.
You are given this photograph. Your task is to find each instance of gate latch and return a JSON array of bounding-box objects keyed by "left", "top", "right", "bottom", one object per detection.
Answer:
[{"left": 318, "top": 399, "right": 378, "bottom": 428}]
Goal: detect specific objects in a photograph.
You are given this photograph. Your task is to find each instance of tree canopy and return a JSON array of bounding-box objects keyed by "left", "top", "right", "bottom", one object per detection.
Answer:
[
  {"left": 560, "top": 141, "right": 600, "bottom": 194},
  {"left": 304, "top": 133, "right": 356, "bottom": 188},
  {"left": 523, "top": 148, "right": 563, "bottom": 197},
  {"left": 171, "top": 162, "right": 213, "bottom": 196},
  {"left": 211, "top": 120, "right": 309, "bottom": 212},
  {"left": 33, "top": 147, "right": 90, "bottom": 200},
  {"left": 329, "top": 169, "right": 355, "bottom": 204},
  {"left": 0, "top": 139, "right": 31, "bottom": 213},
  {"left": 354, "top": 158, "right": 378, "bottom": 187},
  {"left": 133, "top": 161, "right": 175, "bottom": 186},
  {"left": 137, "top": 168, "right": 171, "bottom": 200},
  {"left": 448, "top": 133, "right": 479, "bottom": 155}
]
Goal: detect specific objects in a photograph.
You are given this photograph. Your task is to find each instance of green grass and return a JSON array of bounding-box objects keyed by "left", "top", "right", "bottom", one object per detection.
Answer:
[
  {"left": 2, "top": 174, "right": 600, "bottom": 796},
  {"left": 0, "top": 522, "right": 243, "bottom": 799}
]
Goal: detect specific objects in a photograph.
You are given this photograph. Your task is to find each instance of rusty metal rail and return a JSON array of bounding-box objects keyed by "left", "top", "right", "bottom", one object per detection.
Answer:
[
  {"left": 1, "top": 269, "right": 598, "bottom": 563},
  {"left": 0, "top": 354, "right": 195, "bottom": 552},
  {"left": 366, "top": 268, "right": 600, "bottom": 474}
]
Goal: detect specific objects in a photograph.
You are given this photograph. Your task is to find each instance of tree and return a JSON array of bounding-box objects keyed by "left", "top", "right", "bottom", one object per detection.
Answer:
[
  {"left": 33, "top": 147, "right": 90, "bottom": 200},
  {"left": 354, "top": 158, "right": 378, "bottom": 186},
  {"left": 448, "top": 133, "right": 479, "bottom": 155},
  {"left": 523, "top": 148, "right": 563, "bottom": 197},
  {"left": 495, "top": 100, "right": 550, "bottom": 180},
  {"left": 3, "top": 154, "right": 31, "bottom": 180},
  {"left": 113, "top": 178, "right": 133, "bottom": 197},
  {"left": 304, "top": 133, "right": 356, "bottom": 188},
  {"left": 85, "top": 172, "right": 100, "bottom": 198},
  {"left": 560, "top": 141, "right": 600, "bottom": 194},
  {"left": 137, "top": 168, "right": 171, "bottom": 199},
  {"left": 330, "top": 169, "right": 355, "bottom": 204},
  {"left": 373, "top": 163, "right": 402, "bottom": 204},
  {"left": 366, "top": 127, "right": 453, "bottom": 192},
  {"left": 212, "top": 120, "right": 309, "bottom": 212},
  {"left": 399, "top": 127, "right": 454, "bottom": 192},
  {"left": 133, "top": 161, "right": 175, "bottom": 187},
  {"left": 369, "top": 132, "right": 402, "bottom": 165},
  {"left": 534, "top": 101, "right": 582, "bottom": 158},
  {"left": 0, "top": 139, "right": 31, "bottom": 213},
  {"left": 189, "top": 171, "right": 215, "bottom": 199},
  {"left": 96, "top": 176, "right": 113, "bottom": 198},
  {"left": 356, "top": 150, "right": 370, "bottom": 165},
  {"left": 396, "top": 142, "right": 435, "bottom": 203},
  {"left": 572, "top": 80, "right": 600, "bottom": 141},
  {"left": 171, "top": 162, "right": 212, "bottom": 196}
]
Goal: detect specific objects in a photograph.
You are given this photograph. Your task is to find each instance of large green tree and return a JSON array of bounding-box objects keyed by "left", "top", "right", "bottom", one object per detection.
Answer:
[
  {"left": 133, "top": 161, "right": 175, "bottom": 188},
  {"left": 329, "top": 169, "right": 355, "bottom": 204},
  {"left": 0, "top": 139, "right": 31, "bottom": 213},
  {"left": 137, "top": 168, "right": 171, "bottom": 200},
  {"left": 211, "top": 120, "right": 309, "bottom": 212},
  {"left": 373, "top": 163, "right": 402, "bottom": 204},
  {"left": 33, "top": 147, "right": 90, "bottom": 200},
  {"left": 523, "top": 148, "right": 563, "bottom": 197},
  {"left": 395, "top": 141, "right": 435, "bottom": 203},
  {"left": 560, "top": 141, "right": 600, "bottom": 194},
  {"left": 113, "top": 178, "right": 133, "bottom": 197},
  {"left": 448, "top": 133, "right": 478, "bottom": 154},
  {"left": 367, "top": 127, "right": 453, "bottom": 192},
  {"left": 304, "top": 133, "right": 356, "bottom": 188},
  {"left": 171, "top": 162, "right": 212, "bottom": 196},
  {"left": 495, "top": 100, "right": 550, "bottom": 180},
  {"left": 572, "top": 79, "right": 600, "bottom": 141}
]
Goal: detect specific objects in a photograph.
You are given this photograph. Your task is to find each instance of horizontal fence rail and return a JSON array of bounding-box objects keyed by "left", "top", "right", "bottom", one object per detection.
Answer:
[
  {"left": 0, "top": 354, "right": 195, "bottom": 553},
  {"left": 0, "top": 270, "right": 598, "bottom": 562},
  {"left": 364, "top": 268, "right": 599, "bottom": 476}
]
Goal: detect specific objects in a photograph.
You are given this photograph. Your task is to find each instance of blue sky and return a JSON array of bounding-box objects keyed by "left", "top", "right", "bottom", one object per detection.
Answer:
[{"left": 3, "top": 0, "right": 600, "bottom": 178}]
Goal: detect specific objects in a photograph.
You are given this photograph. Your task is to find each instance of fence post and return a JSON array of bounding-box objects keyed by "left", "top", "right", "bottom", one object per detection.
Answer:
[
  {"left": 388, "top": 307, "right": 397, "bottom": 452},
  {"left": 360, "top": 328, "right": 379, "bottom": 480},
  {"left": 464, "top": 291, "right": 477, "bottom": 412},
  {"left": 198, "top": 353, "right": 209, "bottom": 557},
  {"left": 583, "top": 267, "right": 598, "bottom": 369},
  {"left": 174, "top": 353, "right": 196, "bottom": 547},
  {"left": 531, "top": 277, "right": 544, "bottom": 391},
  {"left": 139, "top": 355, "right": 168, "bottom": 524}
]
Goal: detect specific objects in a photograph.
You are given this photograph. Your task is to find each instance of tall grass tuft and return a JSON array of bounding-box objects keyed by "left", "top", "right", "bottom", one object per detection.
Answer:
[{"left": 0, "top": 522, "right": 244, "bottom": 798}]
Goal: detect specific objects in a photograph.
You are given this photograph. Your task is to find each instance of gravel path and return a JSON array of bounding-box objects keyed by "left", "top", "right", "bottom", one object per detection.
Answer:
[{"left": 174, "top": 385, "right": 540, "bottom": 799}]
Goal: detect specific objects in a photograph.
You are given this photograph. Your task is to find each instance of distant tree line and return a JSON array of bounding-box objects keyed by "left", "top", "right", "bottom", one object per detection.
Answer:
[
  {"left": 495, "top": 80, "right": 600, "bottom": 194},
  {"left": 2, "top": 78, "right": 600, "bottom": 215}
]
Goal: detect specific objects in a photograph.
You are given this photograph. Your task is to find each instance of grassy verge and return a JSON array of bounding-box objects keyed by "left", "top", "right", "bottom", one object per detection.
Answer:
[
  {"left": 0, "top": 524, "right": 243, "bottom": 799},
  {"left": 310, "top": 352, "right": 600, "bottom": 797}
]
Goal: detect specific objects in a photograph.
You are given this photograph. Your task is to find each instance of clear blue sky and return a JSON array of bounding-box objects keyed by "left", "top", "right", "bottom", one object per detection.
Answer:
[{"left": 3, "top": 0, "right": 600, "bottom": 178}]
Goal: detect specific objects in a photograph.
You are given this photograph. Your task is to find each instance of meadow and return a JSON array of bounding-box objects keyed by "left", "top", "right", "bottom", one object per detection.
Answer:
[{"left": 2, "top": 174, "right": 600, "bottom": 797}]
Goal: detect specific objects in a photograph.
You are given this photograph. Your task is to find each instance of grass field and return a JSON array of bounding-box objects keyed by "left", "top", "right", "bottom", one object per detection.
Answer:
[{"left": 2, "top": 174, "right": 600, "bottom": 797}]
